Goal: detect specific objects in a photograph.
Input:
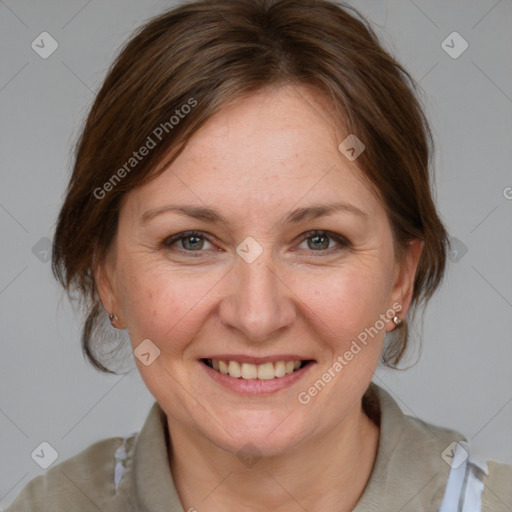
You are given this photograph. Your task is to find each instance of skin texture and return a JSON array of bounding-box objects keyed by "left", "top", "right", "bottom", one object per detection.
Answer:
[{"left": 96, "top": 84, "right": 423, "bottom": 511}]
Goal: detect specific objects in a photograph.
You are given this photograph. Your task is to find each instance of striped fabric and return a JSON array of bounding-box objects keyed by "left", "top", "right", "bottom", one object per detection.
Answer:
[{"left": 438, "top": 440, "right": 489, "bottom": 512}]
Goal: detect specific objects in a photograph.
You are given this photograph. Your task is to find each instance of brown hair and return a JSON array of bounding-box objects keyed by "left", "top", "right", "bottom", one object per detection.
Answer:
[{"left": 52, "top": 0, "right": 448, "bottom": 374}]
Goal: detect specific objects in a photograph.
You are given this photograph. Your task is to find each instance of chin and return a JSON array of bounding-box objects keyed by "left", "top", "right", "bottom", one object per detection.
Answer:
[{"left": 203, "top": 413, "right": 308, "bottom": 460}]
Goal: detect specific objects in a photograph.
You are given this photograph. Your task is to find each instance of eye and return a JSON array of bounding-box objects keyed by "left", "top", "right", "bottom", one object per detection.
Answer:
[
  {"left": 161, "top": 231, "right": 215, "bottom": 256},
  {"left": 296, "top": 230, "right": 350, "bottom": 254},
  {"left": 161, "top": 229, "right": 350, "bottom": 258}
]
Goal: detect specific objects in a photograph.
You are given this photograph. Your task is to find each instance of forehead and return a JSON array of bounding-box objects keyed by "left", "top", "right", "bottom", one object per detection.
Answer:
[{"left": 125, "top": 85, "right": 382, "bottom": 223}]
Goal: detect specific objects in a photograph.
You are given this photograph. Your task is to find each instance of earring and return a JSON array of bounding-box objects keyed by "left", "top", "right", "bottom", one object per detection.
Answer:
[
  {"left": 109, "top": 313, "right": 119, "bottom": 326},
  {"left": 392, "top": 315, "right": 402, "bottom": 327}
]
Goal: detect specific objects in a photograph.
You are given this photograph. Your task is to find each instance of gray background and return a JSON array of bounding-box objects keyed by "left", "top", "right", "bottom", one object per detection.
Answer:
[{"left": 1, "top": 0, "right": 511, "bottom": 508}]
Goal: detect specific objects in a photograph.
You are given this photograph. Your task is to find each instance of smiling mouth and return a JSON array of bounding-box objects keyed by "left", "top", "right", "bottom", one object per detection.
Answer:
[{"left": 202, "top": 358, "right": 314, "bottom": 380}]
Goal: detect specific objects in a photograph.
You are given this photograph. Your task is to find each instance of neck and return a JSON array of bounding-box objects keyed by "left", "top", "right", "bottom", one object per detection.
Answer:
[{"left": 168, "top": 404, "right": 380, "bottom": 512}]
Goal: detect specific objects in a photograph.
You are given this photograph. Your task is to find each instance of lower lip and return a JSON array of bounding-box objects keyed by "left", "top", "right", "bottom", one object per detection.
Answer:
[{"left": 200, "top": 361, "right": 315, "bottom": 395}]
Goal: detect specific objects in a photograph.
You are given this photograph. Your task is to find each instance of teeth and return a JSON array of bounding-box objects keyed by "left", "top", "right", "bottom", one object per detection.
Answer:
[
  {"left": 285, "top": 361, "right": 295, "bottom": 374},
  {"left": 257, "top": 362, "right": 275, "bottom": 380},
  {"left": 208, "top": 359, "right": 304, "bottom": 379},
  {"left": 228, "top": 361, "right": 242, "bottom": 378},
  {"left": 274, "top": 361, "right": 286, "bottom": 378},
  {"left": 241, "top": 362, "right": 258, "bottom": 379}
]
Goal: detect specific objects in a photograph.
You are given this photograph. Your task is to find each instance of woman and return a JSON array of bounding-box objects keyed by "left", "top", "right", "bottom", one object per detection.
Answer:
[{"left": 6, "top": 0, "right": 511, "bottom": 511}]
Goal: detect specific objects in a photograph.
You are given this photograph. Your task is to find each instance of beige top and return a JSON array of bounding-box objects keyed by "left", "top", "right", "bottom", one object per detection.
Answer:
[{"left": 4, "top": 383, "right": 511, "bottom": 511}]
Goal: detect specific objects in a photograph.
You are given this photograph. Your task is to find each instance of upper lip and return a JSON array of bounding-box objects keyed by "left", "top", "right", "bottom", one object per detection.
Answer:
[{"left": 201, "top": 354, "right": 314, "bottom": 365}]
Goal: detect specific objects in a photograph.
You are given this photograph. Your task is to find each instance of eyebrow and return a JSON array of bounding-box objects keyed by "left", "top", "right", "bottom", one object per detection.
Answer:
[{"left": 141, "top": 201, "right": 368, "bottom": 226}]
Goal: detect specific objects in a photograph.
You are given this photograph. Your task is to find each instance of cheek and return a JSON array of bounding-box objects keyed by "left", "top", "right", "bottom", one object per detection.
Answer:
[
  {"left": 117, "top": 258, "right": 223, "bottom": 353},
  {"left": 294, "top": 260, "right": 392, "bottom": 337}
]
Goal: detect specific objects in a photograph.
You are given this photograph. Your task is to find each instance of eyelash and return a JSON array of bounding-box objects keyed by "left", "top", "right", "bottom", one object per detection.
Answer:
[{"left": 161, "top": 230, "right": 350, "bottom": 258}]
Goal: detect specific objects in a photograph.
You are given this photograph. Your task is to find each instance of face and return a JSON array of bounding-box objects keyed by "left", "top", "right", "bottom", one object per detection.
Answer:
[{"left": 97, "top": 85, "right": 422, "bottom": 457}]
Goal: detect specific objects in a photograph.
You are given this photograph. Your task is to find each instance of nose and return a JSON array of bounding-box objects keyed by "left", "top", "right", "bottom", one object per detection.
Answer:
[{"left": 218, "top": 251, "right": 296, "bottom": 343}]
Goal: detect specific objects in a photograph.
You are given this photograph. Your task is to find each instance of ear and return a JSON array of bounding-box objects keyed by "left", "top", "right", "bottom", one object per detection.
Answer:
[
  {"left": 387, "top": 238, "right": 424, "bottom": 322},
  {"left": 93, "top": 249, "right": 124, "bottom": 328}
]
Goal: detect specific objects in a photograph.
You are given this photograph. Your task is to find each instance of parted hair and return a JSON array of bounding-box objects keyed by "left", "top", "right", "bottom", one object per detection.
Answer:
[{"left": 52, "top": 0, "right": 448, "bottom": 374}]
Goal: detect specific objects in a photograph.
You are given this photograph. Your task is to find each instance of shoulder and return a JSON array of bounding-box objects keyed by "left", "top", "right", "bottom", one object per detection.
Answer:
[
  {"left": 366, "top": 383, "right": 512, "bottom": 511},
  {"left": 482, "top": 460, "right": 512, "bottom": 511},
  {"left": 403, "top": 414, "right": 512, "bottom": 511},
  {"left": 394, "top": 402, "right": 512, "bottom": 510},
  {"left": 3, "top": 434, "right": 138, "bottom": 512}
]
